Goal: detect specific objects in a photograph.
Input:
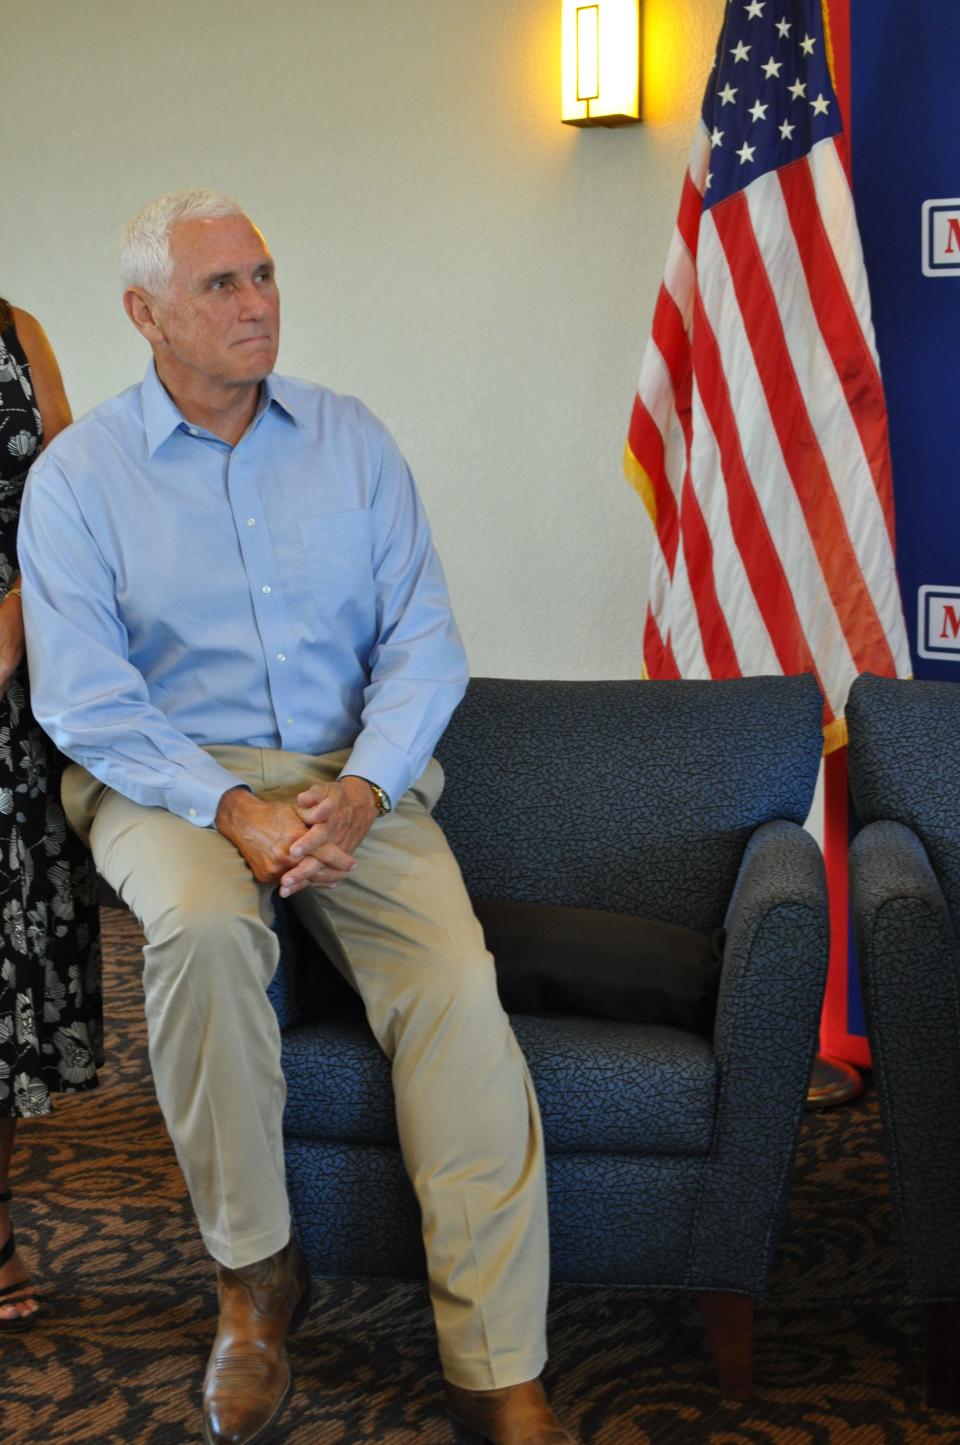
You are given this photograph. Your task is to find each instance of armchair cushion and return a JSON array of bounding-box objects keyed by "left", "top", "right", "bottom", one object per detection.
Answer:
[
  {"left": 472, "top": 896, "right": 723, "bottom": 1033},
  {"left": 283, "top": 1009, "right": 718, "bottom": 1157}
]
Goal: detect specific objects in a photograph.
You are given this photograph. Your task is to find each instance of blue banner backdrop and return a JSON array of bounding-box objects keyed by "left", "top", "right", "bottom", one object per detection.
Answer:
[
  {"left": 819, "top": 2, "right": 960, "bottom": 1066},
  {"left": 818, "top": 1, "right": 960, "bottom": 1064},
  {"left": 852, "top": 5, "right": 960, "bottom": 676}
]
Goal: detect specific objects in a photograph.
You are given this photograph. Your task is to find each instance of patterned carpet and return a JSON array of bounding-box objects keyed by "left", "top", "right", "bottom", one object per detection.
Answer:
[{"left": 3, "top": 907, "right": 959, "bottom": 1444}]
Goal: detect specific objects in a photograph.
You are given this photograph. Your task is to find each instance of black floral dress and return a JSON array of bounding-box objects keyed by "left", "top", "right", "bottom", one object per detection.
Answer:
[{"left": 0, "top": 304, "right": 102, "bottom": 1117}]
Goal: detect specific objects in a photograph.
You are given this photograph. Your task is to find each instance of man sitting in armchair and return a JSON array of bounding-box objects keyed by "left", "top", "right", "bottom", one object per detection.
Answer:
[{"left": 19, "top": 187, "right": 574, "bottom": 1445}]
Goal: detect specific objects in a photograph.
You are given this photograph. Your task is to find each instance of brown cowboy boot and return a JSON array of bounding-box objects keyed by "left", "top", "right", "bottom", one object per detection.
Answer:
[
  {"left": 203, "top": 1237, "right": 311, "bottom": 1445},
  {"left": 444, "top": 1377, "right": 577, "bottom": 1444}
]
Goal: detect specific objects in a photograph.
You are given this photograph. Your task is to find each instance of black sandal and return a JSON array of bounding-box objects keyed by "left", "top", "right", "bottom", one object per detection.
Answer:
[{"left": 0, "top": 1189, "right": 40, "bottom": 1332}]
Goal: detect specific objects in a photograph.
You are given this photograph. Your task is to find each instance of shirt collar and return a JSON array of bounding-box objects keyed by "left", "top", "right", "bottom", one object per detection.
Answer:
[
  {"left": 261, "top": 373, "right": 307, "bottom": 429},
  {"left": 140, "top": 362, "right": 301, "bottom": 458}
]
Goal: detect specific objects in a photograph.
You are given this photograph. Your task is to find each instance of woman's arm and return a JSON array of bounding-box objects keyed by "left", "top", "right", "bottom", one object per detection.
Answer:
[
  {"left": 0, "top": 309, "right": 72, "bottom": 693},
  {"left": 11, "top": 307, "right": 72, "bottom": 445}
]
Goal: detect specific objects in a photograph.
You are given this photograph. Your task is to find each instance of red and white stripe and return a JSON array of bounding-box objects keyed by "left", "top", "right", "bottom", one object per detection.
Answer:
[{"left": 626, "top": 125, "right": 911, "bottom": 741}]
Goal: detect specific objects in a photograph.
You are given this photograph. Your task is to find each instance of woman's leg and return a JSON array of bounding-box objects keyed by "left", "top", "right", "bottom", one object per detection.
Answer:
[{"left": 0, "top": 1117, "right": 38, "bottom": 1322}]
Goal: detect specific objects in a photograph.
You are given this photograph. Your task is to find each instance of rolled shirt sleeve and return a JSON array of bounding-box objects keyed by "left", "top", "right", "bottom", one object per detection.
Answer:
[{"left": 19, "top": 455, "right": 246, "bottom": 826}]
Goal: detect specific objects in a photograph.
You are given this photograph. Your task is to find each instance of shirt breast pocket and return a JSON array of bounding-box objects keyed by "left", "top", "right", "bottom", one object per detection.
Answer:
[{"left": 298, "top": 509, "right": 375, "bottom": 622}]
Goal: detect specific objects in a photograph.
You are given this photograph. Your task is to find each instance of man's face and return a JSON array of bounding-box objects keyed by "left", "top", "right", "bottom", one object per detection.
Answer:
[{"left": 149, "top": 213, "right": 280, "bottom": 394}]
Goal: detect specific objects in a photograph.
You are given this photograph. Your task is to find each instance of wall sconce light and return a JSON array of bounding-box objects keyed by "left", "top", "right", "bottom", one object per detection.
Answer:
[{"left": 561, "top": 0, "right": 641, "bottom": 127}]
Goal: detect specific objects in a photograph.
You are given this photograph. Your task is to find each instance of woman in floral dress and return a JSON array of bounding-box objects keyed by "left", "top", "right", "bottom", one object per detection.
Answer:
[{"left": 0, "top": 298, "right": 102, "bottom": 1328}]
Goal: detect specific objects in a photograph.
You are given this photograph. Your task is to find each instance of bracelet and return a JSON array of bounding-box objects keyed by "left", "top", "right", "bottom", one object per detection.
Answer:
[{"left": 4, "top": 586, "right": 21, "bottom": 601}]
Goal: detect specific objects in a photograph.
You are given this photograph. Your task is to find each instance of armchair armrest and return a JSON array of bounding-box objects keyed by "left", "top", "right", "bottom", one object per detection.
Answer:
[
  {"left": 687, "top": 820, "right": 828, "bottom": 1293},
  {"left": 715, "top": 820, "right": 828, "bottom": 1069},
  {"left": 850, "top": 820, "right": 960, "bottom": 1300}
]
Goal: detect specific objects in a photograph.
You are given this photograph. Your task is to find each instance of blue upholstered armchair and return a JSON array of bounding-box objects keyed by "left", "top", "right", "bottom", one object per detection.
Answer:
[
  {"left": 847, "top": 674, "right": 960, "bottom": 1408},
  {"left": 269, "top": 675, "right": 828, "bottom": 1398}
]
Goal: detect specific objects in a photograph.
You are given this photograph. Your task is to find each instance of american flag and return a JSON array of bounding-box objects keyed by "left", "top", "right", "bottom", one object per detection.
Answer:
[{"left": 625, "top": 0, "right": 910, "bottom": 747}]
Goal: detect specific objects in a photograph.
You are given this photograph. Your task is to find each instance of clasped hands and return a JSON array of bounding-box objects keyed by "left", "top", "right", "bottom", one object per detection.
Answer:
[{"left": 214, "top": 776, "right": 378, "bottom": 896}]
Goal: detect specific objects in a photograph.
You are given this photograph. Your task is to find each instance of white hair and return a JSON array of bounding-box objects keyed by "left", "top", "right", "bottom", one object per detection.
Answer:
[{"left": 120, "top": 188, "right": 247, "bottom": 293}]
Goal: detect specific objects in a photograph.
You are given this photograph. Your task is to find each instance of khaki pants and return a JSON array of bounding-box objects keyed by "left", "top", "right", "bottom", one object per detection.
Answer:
[{"left": 63, "top": 746, "right": 549, "bottom": 1389}]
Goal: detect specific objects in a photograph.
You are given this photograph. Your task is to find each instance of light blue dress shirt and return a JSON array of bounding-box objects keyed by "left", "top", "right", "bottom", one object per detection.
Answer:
[{"left": 19, "top": 363, "right": 468, "bottom": 827}]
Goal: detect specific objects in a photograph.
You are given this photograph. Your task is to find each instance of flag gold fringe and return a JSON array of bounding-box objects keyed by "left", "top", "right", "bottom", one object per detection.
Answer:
[
  {"left": 623, "top": 441, "right": 658, "bottom": 527},
  {"left": 823, "top": 714, "right": 848, "bottom": 754},
  {"left": 821, "top": 0, "right": 837, "bottom": 91}
]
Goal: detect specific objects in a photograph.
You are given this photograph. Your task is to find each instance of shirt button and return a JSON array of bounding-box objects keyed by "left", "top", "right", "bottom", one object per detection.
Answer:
[
  {"left": 262, "top": 585, "right": 271, "bottom": 594},
  {"left": 246, "top": 518, "right": 256, "bottom": 527},
  {"left": 188, "top": 807, "right": 198, "bottom": 818},
  {"left": 285, "top": 717, "right": 294, "bottom": 726},
  {"left": 276, "top": 653, "right": 286, "bottom": 662},
  {"left": 187, "top": 427, "right": 199, "bottom": 436}
]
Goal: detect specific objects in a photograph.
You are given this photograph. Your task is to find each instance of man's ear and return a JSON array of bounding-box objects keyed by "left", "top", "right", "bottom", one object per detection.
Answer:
[{"left": 123, "top": 287, "right": 164, "bottom": 343}]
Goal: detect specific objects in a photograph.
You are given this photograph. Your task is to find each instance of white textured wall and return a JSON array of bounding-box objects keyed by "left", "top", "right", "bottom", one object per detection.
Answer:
[{"left": 3, "top": 0, "right": 721, "bottom": 679}]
